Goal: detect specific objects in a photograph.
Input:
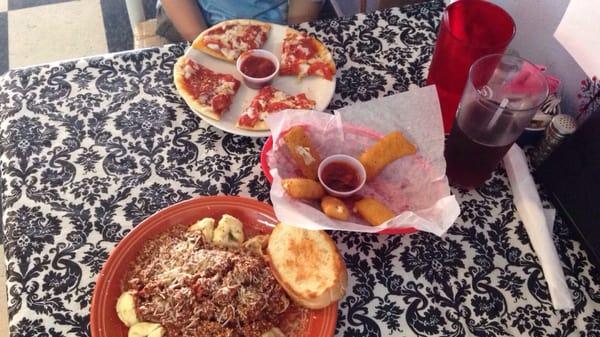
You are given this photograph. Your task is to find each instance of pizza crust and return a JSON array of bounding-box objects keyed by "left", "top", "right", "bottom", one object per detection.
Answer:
[
  {"left": 193, "top": 39, "right": 231, "bottom": 63},
  {"left": 173, "top": 57, "right": 221, "bottom": 121},
  {"left": 236, "top": 119, "right": 269, "bottom": 131},
  {"left": 314, "top": 36, "right": 337, "bottom": 74},
  {"left": 192, "top": 19, "right": 272, "bottom": 63}
]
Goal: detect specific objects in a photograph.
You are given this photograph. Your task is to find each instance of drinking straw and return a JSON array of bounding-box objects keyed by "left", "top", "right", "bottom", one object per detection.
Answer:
[{"left": 487, "top": 98, "right": 509, "bottom": 130}]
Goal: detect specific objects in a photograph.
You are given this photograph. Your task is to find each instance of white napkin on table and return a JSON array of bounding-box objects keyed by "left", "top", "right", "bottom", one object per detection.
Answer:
[
  {"left": 503, "top": 145, "right": 574, "bottom": 310},
  {"left": 554, "top": 0, "right": 600, "bottom": 78}
]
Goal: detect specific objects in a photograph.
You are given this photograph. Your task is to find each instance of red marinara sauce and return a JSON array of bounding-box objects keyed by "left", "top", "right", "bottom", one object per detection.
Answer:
[
  {"left": 321, "top": 161, "right": 361, "bottom": 192},
  {"left": 240, "top": 55, "right": 276, "bottom": 78}
]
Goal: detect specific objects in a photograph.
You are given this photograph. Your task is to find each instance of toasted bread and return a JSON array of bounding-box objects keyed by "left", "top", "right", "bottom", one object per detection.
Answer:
[{"left": 267, "top": 223, "right": 347, "bottom": 309}]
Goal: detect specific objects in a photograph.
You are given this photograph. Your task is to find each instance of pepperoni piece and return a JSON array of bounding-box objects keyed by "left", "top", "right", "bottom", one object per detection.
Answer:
[
  {"left": 294, "top": 38, "right": 318, "bottom": 59},
  {"left": 180, "top": 59, "right": 240, "bottom": 116},
  {"left": 238, "top": 112, "right": 258, "bottom": 127},
  {"left": 307, "top": 62, "right": 335, "bottom": 80},
  {"left": 295, "top": 93, "right": 311, "bottom": 103},
  {"left": 280, "top": 29, "right": 337, "bottom": 82},
  {"left": 266, "top": 101, "right": 292, "bottom": 112},
  {"left": 238, "top": 85, "right": 316, "bottom": 128},
  {"left": 262, "top": 85, "right": 276, "bottom": 97},
  {"left": 281, "top": 32, "right": 319, "bottom": 61},
  {"left": 224, "top": 74, "right": 241, "bottom": 92},
  {"left": 211, "top": 94, "right": 231, "bottom": 115},
  {"left": 240, "top": 25, "right": 266, "bottom": 49},
  {"left": 183, "top": 68, "right": 219, "bottom": 100},
  {"left": 279, "top": 62, "right": 300, "bottom": 76},
  {"left": 202, "top": 23, "right": 267, "bottom": 59}
]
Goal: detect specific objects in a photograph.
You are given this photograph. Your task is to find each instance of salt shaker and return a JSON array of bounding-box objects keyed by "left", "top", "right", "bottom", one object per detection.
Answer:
[{"left": 532, "top": 114, "right": 577, "bottom": 166}]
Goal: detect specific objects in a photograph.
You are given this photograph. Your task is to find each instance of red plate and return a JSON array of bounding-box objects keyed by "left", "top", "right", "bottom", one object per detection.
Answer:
[
  {"left": 260, "top": 128, "right": 416, "bottom": 235},
  {"left": 90, "top": 196, "right": 338, "bottom": 337}
]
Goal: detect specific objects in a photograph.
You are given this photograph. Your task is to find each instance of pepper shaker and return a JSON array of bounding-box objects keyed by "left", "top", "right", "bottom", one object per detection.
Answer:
[{"left": 532, "top": 114, "right": 577, "bottom": 167}]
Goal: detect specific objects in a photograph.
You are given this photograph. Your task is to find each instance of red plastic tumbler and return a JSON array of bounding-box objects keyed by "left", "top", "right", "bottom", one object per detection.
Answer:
[{"left": 427, "top": 0, "right": 515, "bottom": 133}]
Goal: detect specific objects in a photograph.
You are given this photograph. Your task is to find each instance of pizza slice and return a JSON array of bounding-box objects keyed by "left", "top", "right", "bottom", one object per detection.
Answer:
[
  {"left": 236, "top": 85, "right": 316, "bottom": 131},
  {"left": 192, "top": 19, "right": 271, "bottom": 63},
  {"left": 174, "top": 57, "right": 241, "bottom": 120},
  {"left": 279, "top": 28, "right": 336, "bottom": 80}
]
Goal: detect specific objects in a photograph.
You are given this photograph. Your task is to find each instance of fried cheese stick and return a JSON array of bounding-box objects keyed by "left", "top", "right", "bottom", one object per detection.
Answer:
[
  {"left": 282, "top": 178, "right": 325, "bottom": 199},
  {"left": 283, "top": 126, "right": 321, "bottom": 180},
  {"left": 321, "top": 196, "right": 350, "bottom": 220},
  {"left": 358, "top": 131, "right": 416, "bottom": 181},
  {"left": 354, "top": 197, "right": 395, "bottom": 226}
]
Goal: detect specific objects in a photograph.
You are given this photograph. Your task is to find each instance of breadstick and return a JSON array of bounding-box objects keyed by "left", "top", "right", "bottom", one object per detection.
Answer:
[
  {"left": 283, "top": 126, "right": 321, "bottom": 180},
  {"left": 354, "top": 197, "right": 395, "bottom": 226},
  {"left": 321, "top": 196, "right": 350, "bottom": 220},
  {"left": 358, "top": 131, "right": 416, "bottom": 181},
  {"left": 282, "top": 178, "right": 325, "bottom": 199}
]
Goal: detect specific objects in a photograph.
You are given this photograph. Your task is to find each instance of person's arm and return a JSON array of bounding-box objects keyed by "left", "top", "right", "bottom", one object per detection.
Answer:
[
  {"left": 161, "top": 0, "right": 208, "bottom": 41},
  {"left": 287, "top": 0, "right": 323, "bottom": 24}
]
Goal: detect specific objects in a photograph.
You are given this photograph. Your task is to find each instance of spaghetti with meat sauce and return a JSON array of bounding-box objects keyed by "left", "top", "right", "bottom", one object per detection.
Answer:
[{"left": 124, "top": 224, "right": 308, "bottom": 337}]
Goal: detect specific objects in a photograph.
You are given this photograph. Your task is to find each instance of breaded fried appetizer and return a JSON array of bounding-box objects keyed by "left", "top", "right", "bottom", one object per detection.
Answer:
[
  {"left": 321, "top": 196, "right": 350, "bottom": 220},
  {"left": 358, "top": 131, "right": 416, "bottom": 181},
  {"left": 283, "top": 126, "right": 321, "bottom": 180},
  {"left": 354, "top": 197, "right": 395, "bottom": 226},
  {"left": 282, "top": 178, "right": 325, "bottom": 199}
]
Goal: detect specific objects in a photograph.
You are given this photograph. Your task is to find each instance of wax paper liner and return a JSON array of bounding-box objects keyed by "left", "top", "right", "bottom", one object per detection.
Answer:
[{"left": 266, "top": 106, "right": 460, "bottom": 236}]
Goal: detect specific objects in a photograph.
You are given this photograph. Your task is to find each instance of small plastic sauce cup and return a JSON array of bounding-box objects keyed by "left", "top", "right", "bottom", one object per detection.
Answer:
[
  {"left": 318, "top": 154, "right": 366, "bottom": 197},
  {"left": 236, "top": 49, "right": 279, "bottom": 89}
]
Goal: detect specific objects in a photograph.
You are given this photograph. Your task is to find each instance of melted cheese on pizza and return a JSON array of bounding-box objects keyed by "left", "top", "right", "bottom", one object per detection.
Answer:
[
  {"left": 238, "top": 86, "right": 315, "bottom": 128},
  {"left": 179, "top": 59, "right": 240, "bottom": 116},
  {"left": 202, "top": 23, "right": 269, "bottom": 61},
  {"left": 280, "top": 29, "right": 335, "bottom": 80}
]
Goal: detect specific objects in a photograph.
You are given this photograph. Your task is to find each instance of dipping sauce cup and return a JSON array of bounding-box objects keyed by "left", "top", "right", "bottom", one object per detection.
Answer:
[
  {"left": 318, "top": 155, "right": 366, "bottom": 198},
  {"left": 236, "top": 49, "right": 279, "bottom": 89}
]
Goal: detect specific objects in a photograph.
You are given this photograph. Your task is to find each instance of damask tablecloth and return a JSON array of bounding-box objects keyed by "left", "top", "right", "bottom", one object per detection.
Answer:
[{"left": 1, "top": 1, "right": 599, "bottom": 336}]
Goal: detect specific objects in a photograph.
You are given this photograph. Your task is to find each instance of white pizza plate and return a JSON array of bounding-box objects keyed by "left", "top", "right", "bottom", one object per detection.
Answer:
[{"left": 180, "top": 23, "right": 336, "bottom": 138}]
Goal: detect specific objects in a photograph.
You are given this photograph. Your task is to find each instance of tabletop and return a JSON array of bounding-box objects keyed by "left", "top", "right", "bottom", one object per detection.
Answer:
[{"left": 1, "top": 1, "right": 599, "bottom": 336}]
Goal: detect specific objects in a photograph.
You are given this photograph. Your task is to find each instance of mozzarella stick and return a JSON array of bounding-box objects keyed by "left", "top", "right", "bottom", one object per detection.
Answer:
[
  {"left": 358, "top": 131, "right": 416, "bottom": 181},
  {"left": 282, "top": 178, "right": 325, "bottom": 199},
  {"left": 354, "top": 197, "right": 395, "bottom": 226},
  {"left": 283, "top": 126, "right": 321, "bottom": 180},
  {"left": 321, "top": 196, "right": 350, "bottom": 220}
]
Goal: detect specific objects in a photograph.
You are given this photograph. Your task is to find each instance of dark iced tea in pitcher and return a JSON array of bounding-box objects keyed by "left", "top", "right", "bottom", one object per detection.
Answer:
[
  {"left": 445, "top": 111, "right": 513, "bottom": 188},
  {"left": 443, "top": 54, "right": 549, "bottom": 189}
]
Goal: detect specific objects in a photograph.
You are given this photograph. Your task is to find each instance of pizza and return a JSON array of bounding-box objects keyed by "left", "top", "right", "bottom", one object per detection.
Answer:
[
  {"left": 279, "top": 28, "right": 336, "bottom": 80},
  {"left": 174, "top": 57, "right": 241, "bottom": 120},
  {"left": 237, "top": 85, "right": 316, "bottom": 131},
  {"left": 192, "top": 19, "right": 271, "bottom": 63}
]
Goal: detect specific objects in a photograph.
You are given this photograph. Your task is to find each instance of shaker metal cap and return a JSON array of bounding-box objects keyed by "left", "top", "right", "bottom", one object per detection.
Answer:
[{"left": 551, "top": 114, "right": 577, "bottom": 135}]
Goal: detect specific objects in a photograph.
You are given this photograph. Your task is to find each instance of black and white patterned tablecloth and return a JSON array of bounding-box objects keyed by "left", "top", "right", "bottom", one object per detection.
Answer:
[{"left": 1, "top": 1, "right": 599, "bottom": 336}]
